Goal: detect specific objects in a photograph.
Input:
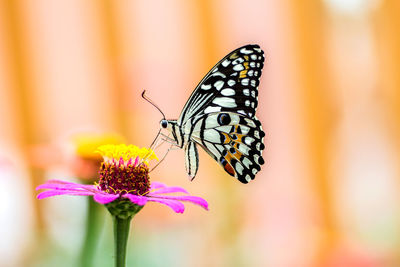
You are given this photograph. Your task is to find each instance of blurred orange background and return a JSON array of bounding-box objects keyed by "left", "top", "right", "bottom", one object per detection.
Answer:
[{"left": 1, "top": 0, "right": 399, "bottom": 266}]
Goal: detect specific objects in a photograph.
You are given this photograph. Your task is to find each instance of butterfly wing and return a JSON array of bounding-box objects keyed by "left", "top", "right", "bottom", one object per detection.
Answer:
[
  {"left": 178, "top": 44, "right": 265, "bottom": 125},
  {"left": 190, "top": 112, "right": 265, "bottom": 183}
]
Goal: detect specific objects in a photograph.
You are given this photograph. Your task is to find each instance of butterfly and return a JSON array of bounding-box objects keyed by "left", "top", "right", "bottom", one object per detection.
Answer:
[{"left": 155, "top": 44, "right": 265, "bottom": 183}]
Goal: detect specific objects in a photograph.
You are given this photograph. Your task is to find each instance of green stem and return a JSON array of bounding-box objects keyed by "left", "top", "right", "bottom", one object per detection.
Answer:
[
  {"left": 113, "top": 215, "right": 132, "bottom": 267},
  {"left": 79, "top": 198, "right": 104, "bottom": 267}
]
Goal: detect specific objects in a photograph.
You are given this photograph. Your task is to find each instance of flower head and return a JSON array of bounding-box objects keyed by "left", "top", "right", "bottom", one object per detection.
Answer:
[{"left": 36, "top": 144, "right": 208, "bottom": 215}]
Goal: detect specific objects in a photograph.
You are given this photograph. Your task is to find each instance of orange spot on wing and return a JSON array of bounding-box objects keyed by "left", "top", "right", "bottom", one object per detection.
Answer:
[
  {"left": 221, "top": 132, "right": 231, "bottom": 144},
  {"left": 244, "top": 55, "right": 249, "bottom": 61},
  {"left": 231, "top": 150, "right": 243, "bottom": 158},
  {"left": 239, "top": 70, "right": 248, "bottom": 78},
  {"left": 230, "top": 53, "right": 239, "bottom": 59},
  {"left": 224, "top": 162, "right": 235, "bottom": 176},
  {"left": 232, "top": 134, "right": 243, "bottom": 142},
  {"left": 224, "top": 152, "right": 233, "bottom": 161},
  {"left": 243, "top": 62, "right": 249, "bottom": 69}
]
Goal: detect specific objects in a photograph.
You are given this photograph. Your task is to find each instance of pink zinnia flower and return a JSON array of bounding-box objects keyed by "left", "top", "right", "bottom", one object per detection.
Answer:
[{"left": 36, "top": 144, "right": 208, "bottom": 214}]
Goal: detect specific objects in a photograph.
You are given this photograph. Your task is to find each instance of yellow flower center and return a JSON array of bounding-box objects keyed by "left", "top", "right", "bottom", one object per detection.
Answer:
[{"left": 97, "top": 144, "right": 158, "bottom": 165}]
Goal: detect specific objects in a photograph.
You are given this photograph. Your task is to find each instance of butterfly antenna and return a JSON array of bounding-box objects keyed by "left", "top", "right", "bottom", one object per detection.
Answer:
[
  {"left": 142, "top": 90, "right": 165, "bottom": 119},
  {"left": 141, "top": 90, "right": 166, "bottom": 160}
]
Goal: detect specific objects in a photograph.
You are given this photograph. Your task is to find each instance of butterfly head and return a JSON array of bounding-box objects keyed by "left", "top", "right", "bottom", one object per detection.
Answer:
[
  {"left": 160, "top": 119, "right": 169, "bottom": 129},
  {"left": 159, "top": 119, "right": 177, "bottom": 133}
]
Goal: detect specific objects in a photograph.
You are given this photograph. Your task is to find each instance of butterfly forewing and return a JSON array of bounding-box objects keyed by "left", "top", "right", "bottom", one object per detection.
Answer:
[{"left": 178, "top": 45, "right": 265, "bottom": 125}]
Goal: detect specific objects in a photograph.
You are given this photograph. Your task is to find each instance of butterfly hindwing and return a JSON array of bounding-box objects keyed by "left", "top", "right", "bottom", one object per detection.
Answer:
[{"left": 190, "top": 112, "right": 265, "bottom": 183}]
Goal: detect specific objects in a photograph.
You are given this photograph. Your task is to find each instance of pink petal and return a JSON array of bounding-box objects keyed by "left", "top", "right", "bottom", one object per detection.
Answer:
[
  {"left": 93, "top": 193, "right": 119, "bottom": 204},
  {"left": 133, "top": 156, "right": 139, "bottom": 167},
  {"left": 149, "top": 195, "right": 209, "bottom": 210},
  {"left": 36, "top": 183, "right": 69, "bottom": 190},
  {"left": 150, "top": 182, "right": 167, "bottom": 190},
  {"left": 36, "top": 183, "right": 97, "bottom": 192},
  {"left": 41, "top": 179, "right": 81, "bottom": 185},
  {"left": 145, "top": 197, "right": 185, "bottom": 213},
  {"left": 36, "top": 179, "right": 94, "bottom": 188},
  {"left": 37, "top": 190, "right": 94, "bottom": 199},
  {"left": 36, "top": 184, "right": 102, "bottom": 198},
  {"left": 150, "top": 186, "right": 189, "bottom": 195},
  {"left": 123, "top": 194, "right": 148, "bottom": 206}
]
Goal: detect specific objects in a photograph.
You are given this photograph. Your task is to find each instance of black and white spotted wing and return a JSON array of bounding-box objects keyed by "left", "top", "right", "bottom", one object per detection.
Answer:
[
  {"left": 178, "top": 44, "right": 264, "bottom": 125},
  {"left": 190, "top": 112, "right": 265, "bottom": 183},
  {"left": 160, "top": 44, "right": 265, "bottom": 184}
]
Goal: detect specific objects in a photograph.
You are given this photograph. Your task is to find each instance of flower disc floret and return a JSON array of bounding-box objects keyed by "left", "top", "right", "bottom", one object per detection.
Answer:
[
  {"left": 96, "top": 144, "right": 157, "bottom": 196},
  {"left": 99, "top": 161, "right": 150, "bottom": 195}
]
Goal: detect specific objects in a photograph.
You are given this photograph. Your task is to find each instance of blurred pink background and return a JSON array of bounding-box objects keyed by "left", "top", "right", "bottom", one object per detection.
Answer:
[{"left": 1, "top": 0, "right": 399, "bottom": 266}]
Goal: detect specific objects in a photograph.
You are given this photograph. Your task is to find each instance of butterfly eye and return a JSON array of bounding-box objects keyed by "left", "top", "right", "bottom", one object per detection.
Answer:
[
  {"left": 217, "top": 113, "right": 231, "bottom": 125},
  {"left": 160, "top": 120, "right": 168, "bottom": 128}
]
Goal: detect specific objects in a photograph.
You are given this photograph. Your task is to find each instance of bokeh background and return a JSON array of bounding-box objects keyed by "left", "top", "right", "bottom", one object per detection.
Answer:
[{"left": 1, "top": 0, "right": 399, "bottom": 266}]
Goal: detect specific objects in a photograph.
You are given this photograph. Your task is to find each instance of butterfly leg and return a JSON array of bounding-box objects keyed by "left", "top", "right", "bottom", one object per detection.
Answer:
[
  {"left": 143, "top": 130, "right": 169, "bottom": 162},
  {"left": 149, "top": 143, "right": 174, "bottom": 172},
  {"left": 150, "top": 132, "right": 175, "bottom": 151},
  {"left": 153, "top": 135, "right": 168, "bottom": 150},
  {"left": 149, "top": 128, "right": 163, "bottom": 151},
  {"left": 160, "top": 138, "right": 178, "bottom": 146},
  {"left": 160, "top": 133, "right": 177, "bottom": 143},
  {"left": 158, "top": 134, "right": 180, "bottom": 148}
]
